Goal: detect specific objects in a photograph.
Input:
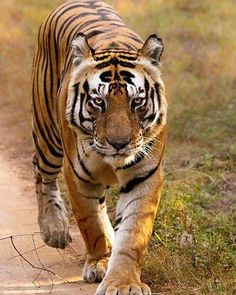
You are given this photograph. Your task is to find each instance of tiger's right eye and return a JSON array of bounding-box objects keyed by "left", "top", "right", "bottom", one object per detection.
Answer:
[{"left": 133, "top": 97, "right": 143, "bottom": 105}]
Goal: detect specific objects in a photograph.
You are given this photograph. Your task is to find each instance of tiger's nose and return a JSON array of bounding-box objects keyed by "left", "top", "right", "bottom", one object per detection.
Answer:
[{"left": 106, "top": 138, "right": 131, "bottom": 151}]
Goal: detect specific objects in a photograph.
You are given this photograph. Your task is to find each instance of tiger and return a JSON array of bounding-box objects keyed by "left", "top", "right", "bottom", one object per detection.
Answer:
[{"left": 31, "top": 0, "right": 167, "bottom": 294}]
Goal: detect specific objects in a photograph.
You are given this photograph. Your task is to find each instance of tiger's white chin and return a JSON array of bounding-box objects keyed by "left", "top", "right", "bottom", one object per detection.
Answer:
[{"left": 103, "top": 153, "right": 136, "bottom": 168}]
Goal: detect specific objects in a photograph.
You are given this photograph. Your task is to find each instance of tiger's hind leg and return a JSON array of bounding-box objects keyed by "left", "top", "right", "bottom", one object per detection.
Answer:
[{"left": 32, "top": 144, "right": 71, "bottom": 249}]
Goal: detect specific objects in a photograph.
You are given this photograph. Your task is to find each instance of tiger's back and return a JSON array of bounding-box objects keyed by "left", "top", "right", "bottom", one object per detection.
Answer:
[
  {"left": 34, "top": 0, "right": 143, "bottom": 102},
  {"left": 32, "top": 1, "right": 167, "bottom": 294}
]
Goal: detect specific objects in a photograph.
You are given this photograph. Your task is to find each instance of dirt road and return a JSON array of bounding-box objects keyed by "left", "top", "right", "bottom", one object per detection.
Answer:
[{"left": 0, "top": 155, "right": 97, "bottom": 294}]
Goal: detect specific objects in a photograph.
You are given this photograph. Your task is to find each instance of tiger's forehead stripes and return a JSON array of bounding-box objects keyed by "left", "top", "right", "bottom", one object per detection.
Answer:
[
  {"left": 87, "top": 66, "right": 146, "bottom": 98},
  {"left": 95, "top": 56, "right": 136, "bottom": 70},
  {"left": 94, "top": 51, "right": 139, "bottom": 60}
]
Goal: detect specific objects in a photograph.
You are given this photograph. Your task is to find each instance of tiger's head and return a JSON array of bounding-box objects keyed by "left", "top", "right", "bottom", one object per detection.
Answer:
[{"left": 67, "top": 33, "right": 167, "bottom": 166}]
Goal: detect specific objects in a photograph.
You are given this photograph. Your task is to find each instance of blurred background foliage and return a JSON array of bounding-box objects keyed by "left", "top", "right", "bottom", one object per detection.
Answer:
[{"left": 0, "top": 0, "right": 235, "bottom": 293}]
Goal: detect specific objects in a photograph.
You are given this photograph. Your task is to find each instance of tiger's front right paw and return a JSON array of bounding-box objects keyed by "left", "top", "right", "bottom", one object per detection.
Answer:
[
  {"left": 95, "top": 264, "right": 151, "bottom": 295},
  {"left": 96, "top": 278, "right": 151, "bottom": 295}
]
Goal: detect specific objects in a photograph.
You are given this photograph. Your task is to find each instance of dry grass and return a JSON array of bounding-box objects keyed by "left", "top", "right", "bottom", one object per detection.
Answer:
[{"left": 0, "top": 0, "right": 236, "bottom": 294}]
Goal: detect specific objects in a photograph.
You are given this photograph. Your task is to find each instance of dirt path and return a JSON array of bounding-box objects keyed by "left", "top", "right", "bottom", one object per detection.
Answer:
[{"left": 0, "top": 155, "right": 97, "bottom": 294}]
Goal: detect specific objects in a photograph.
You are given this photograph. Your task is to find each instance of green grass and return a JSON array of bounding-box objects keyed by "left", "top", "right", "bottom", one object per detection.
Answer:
[
  {"left": 143, "top": 152, "right": 236, "bottom": 293},
  {"left": 1, "top": 0, "right": 236, "bottom": 293}
]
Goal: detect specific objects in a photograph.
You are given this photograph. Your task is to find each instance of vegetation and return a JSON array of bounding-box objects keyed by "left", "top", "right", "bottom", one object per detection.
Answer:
[{"left": 1, "top": 0, "right": 235, "bottom": 293}]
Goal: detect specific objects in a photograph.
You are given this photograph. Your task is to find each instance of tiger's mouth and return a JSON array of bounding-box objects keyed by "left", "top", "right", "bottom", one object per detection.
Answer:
[
  {"left": 94, "top": 142, "right": 143, "bottom": 167},
  {"left": 94, "top": 138, "right": 142, "bottom": 155},
  {"left": 95, "top": 146, "right": 140, "bottom": 157}
]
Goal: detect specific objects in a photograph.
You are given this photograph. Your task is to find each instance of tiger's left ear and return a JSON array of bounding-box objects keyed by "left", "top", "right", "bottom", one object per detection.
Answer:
[
  {"left": 139, "top": 34, "right": 164, "bottom": 65},
  {"left": 71, "top": 33, "right": 95, "bottom": 65}
]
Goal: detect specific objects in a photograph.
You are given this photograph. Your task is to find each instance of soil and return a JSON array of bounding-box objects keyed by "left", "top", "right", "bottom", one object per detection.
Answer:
[{"left": 0, "top": 122, "right": 97, "bottom": 294}]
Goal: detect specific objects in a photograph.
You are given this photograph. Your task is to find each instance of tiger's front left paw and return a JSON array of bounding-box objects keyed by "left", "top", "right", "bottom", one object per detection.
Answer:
[
  {"left": 83, "top": 257, "right": 109, "bottom": 283},
  {"left": 96, "top": 277, "right": 151, "bottom": 295}
]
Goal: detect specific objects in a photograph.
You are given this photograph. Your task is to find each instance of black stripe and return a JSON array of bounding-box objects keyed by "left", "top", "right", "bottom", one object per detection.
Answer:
[
  {"left": 154, "top": 83, "right": 161, "bottom": 109},
  {"left": 94, "top": 51, "right": 138, "bottom": 60},
  {"left": 47, "top": 18, "right": 54, "bottom": 111},
  {"left": 119, "top": 54, "right": 138, "bottom": 61},
  {"left": 120, "top": 166, "right": 158, "bottom": 193},
  {"left": 119, "top": 41, "right": 137, "bottom": 51},
  {"left": 33, "top": 132, "right": 62, "bottom": 170},
  {"left": 120, "top": 70, "right": 135, "bottom": 85},
  {"left": 44, "top": 122, "right": 62, "bottom": 151},
  {"left": 85, "top": 23, "right": 109, "bottom": 36},
  {"left": 70, "top": 82, "right": 79, "bottom": 127},
  {"left": 64, "top": 147, "right": 92, "bottom": 184},
  {"left": 117, "top": 153, "right": 144, "bottom": 170},
  {"left": 95, "top": 61, "right": 111, "bottom": 69},
  {"left": 50, "top": 123, "right": 62, "bottom": 147},
  {"left": 143, "top": 113, "right": 155, "bottom": 124},
  {"left": 95, "top": 59, "right": 135, "bottom": 70},
  {"left": 54, "top": 203, "right": 62, "bottom": 210},
  {"left": 120, "top": 212, "right": 137, "bottom": 225},
  {"left": 36, "top": 164, "right": 59, "bottom": 176},
  {"left": 95, "top": 49, "right": 138, "bottom": 55},
  {"left": 77, "top": 19, "right": 99, "bottom": 32},
  {"left": 124, "top": 196, "right": 144, "bottom": 211},
  {"left": 47, "top": 199, "right": 54, "bottom": 204},
  {"left": 69, "top": 83, "right": 92, "bottom": 135},
  {"left": 94, "top": 54, "right": 111, "bottom": 61},
  {"left": 150, "top": 88, "right": 155, "bottom": 114},
  {"left": 32, "top": 101, "right": 63, "bottom": 158},
  {"left": 100, "top": 70, "right": 112, "bottom": 82},
  {"left": 114, "top": 216, "right": 122, "bottom": 231},
  {"left": 79, "top": 93, "right": 93, "bottom": 125},
  {"left": 78, "top": 150, "right": 91, "bottom": 177},
  {"left": 157, "top": 113, "right": 163, "bottom": 125},
  {"left": 86, "top": 29, "right": 105, "bottom": 39},
  {"left": 99, "top": 196, "right": 106, "bottom": 204},
  {"left": 118, "top": 60, "right": 136, "bottom": 68},
  {"left": 115, "top": 217, "right": 122, "bottom": 227},
  {"left": 82, "top": 143, "right": 90, "bottom": 157},
  {"left": 144, "top": 78, "right": 150, "bottom": 95},
  {"left": 83, "top": 80, "right": 89, "bottom": 92}
]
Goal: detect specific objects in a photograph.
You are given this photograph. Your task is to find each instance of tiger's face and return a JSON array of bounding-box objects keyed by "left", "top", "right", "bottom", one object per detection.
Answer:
[{"left": 67, "top": 34, "right": 167, "bottom": 166}]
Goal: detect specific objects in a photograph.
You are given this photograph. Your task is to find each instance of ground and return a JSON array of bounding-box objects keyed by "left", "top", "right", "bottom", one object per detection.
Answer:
[
  {"left": 0, "top": 155, "right": 97, "bottom": 294},
  {"left": 0, "top": 0, "right": 235, "bottom": 294}
]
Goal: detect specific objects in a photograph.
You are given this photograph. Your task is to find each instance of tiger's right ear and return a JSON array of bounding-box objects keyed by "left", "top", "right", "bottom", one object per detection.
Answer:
[{"left": 72, "top": 33, "right": 95, "bottom": 65}]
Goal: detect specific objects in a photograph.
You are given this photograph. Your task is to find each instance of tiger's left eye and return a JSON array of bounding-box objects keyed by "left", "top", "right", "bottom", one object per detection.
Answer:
[
  {"left": 94, "top": 98, "right": 103, "bottom": 105},
  {"left": 132, "top": 97, "right": 146, "bottom": 108},
  {"left": 88, "top": 97, "right": 106, "bottom": 111}
]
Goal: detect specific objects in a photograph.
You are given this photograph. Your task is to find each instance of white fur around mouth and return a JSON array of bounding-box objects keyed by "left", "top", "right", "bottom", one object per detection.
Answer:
[{"left": 102, "top": 152, "right": 137, "bottom": 168}]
